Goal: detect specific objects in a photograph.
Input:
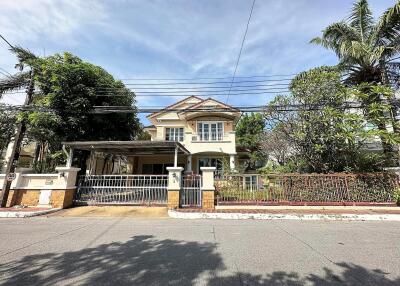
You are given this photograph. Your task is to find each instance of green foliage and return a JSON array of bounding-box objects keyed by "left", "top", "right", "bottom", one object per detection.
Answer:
[
  {"left": 31, "top": 52, "right": 140, "bottom": 146},
  {"left": 31, "top": 150, "right": 66, "bottom": 173},
  {"left": 258, "top": 159, "right": 303, "bottom": 174},
  {"left": 310, "top": 0, "right": 400, "bottom": 86},
  {"left": 394, "top": 188, "right": 400, "bottom": 206},
  {"left": 0, "top": 49, "right": 142, "bottom": 172},
  {"left": 0, "top": 107, "right": 17, "bottom": 165},
  {"left": 236, "top": 113, "right": 265, "bottom": 169},
  {"left": 310, "top": 0, "right": 400, "bottom": 151},
  {"left": 265, "top": 67, "right": 387, "bottom": 173}
]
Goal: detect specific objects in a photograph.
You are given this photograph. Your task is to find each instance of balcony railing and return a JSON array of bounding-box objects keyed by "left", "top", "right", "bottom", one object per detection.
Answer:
[{"left": 191, "top": 132, "right": 230, "bottom": 142}]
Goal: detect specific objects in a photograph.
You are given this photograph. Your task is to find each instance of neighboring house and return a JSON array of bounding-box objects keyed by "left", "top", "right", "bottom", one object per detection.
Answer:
[
  {"left": 1, "top": 142, "right": 37, "bottom": 173},
  {"left": 142, "top": 96, "right": 242, "bottom": 175}
]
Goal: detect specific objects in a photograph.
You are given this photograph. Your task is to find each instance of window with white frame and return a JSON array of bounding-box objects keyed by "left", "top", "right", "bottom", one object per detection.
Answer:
[
  {"left": 165, "top": 127, "right": 184, "bottom": 142},
  {"left": 197, "top": 122, "right": 223, "bottom": 141}
]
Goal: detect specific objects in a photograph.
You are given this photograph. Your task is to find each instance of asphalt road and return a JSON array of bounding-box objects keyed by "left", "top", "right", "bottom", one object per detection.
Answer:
[{"left": 0, "top": 217, "right": 399, "bottom": 285}]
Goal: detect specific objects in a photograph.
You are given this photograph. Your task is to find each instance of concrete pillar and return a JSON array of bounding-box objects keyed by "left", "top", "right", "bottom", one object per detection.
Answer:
[
  {"left": 200, "top": 167, "right": 215, "bottom": 209},
  {"left": 229, "top": 154, "right": 235, "bottom": 170},
  {"left": 186, "top": 155, "right": 192, "bottom": 172},
  {"left": 66, "top": 148, "right": 74, "bottom": 168},
  {"left": 166, "top": 166, "right": 183, "bottom": 209},
  {"left": 174, "top": 147, "right": 178, "bottom": 167}
]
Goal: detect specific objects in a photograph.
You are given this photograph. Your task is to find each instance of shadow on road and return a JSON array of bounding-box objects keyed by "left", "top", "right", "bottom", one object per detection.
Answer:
[{"left": 0, "top": 235, "right": 399, "bottom": 285}]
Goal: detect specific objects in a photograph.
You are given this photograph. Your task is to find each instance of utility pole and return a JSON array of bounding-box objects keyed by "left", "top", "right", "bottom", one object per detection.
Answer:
[{"left": 0, "top": 71, "right": 35, "bottom": 207}]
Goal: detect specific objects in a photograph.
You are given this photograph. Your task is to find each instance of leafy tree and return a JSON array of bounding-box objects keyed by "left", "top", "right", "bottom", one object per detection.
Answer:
[
  {"left": 310, "top": 0, "right": 400, "bottom": 135},
  {"left": 0, "top": 49, "right": 141, "bottom": 172},
  {"left": 265, "top": 67, "right": 387, "bottom": 173},
  {"left": 31, "top": 52, "right": 140, "bottom": 143},
  {"left": 236, "top": 113, "right": 265, "bottom": 169}
]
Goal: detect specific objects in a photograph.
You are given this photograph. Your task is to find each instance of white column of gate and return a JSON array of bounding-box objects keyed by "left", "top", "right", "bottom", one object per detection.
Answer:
[{"left": 75, "top": 175, "right": 168, "bottom": 205}]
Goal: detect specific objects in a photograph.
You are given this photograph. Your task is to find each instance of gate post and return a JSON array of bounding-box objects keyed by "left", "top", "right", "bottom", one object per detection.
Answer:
[
  {"left": 200, "top": 167, "right": 216, "bottom": 210},
  {"left": 166, "top": 167, "right": 183, "bottom": 209}
]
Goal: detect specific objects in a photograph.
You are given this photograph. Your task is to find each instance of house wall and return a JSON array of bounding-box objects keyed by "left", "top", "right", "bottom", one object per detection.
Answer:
[{"left": 148, "top": 116, "right": 237, "bottom": 155}]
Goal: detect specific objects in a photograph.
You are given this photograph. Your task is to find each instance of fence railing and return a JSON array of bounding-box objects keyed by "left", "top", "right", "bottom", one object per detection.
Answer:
[
  {"left": 75, "top": 175, "right": 168, "bottom": 205},
  {"left": 181, "top": 174, "right": 202, "bottom": 207},
  {"left": 216, "top": 173, "right": 399, "bottom": 205}
]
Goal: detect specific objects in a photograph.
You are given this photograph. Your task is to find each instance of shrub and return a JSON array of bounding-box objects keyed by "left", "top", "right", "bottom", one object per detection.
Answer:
[{"left": 394, "top": 188, "right": 400, "bottom": 206}]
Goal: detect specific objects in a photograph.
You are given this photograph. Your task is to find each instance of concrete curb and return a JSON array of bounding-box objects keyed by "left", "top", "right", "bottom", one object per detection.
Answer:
[
  {"left": 168, "top": 210, "right": 400, "bottom": 221},
  {"left": 0, "top": 208, "right": 61, "bottom": 218}
]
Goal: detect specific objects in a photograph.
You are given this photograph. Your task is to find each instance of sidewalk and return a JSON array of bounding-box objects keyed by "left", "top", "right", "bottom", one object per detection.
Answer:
[
  {"left": 169, "top": 206, "right": 400, "bottom": 221},
  {"left": 0, "top": 207, "right": 60, "bottom": 218}
]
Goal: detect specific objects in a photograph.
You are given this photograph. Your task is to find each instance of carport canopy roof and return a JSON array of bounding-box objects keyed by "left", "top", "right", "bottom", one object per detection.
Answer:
[{"left": 62, "top": 141, "right": 190, "bottom": 155}]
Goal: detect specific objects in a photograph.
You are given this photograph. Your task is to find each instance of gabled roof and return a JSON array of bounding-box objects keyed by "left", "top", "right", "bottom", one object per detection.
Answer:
[
  {"left": 146, "top": 96, "right": 203, "bottom": 118},
  {"left": 179, "top": 97, "right": 241, "bottom": 114}
]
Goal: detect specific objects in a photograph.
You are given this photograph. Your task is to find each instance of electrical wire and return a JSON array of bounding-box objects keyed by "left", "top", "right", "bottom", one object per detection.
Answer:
[{"left": 226, "top": 0, "right": 256, "bottom": 104}]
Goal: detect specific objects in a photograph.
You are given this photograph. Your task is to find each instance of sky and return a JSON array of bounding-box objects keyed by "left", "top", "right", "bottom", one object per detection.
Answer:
[{"left": 0, "top": 0, "right": 397, "bottom": 125}]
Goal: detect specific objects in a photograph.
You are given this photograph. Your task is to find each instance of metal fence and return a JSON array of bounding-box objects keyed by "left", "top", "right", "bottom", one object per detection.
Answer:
[
  {"left": 75, "top": 175, "right": 168, "bottom": 205},
  {"left": 216, "top": 173, "right": 399, "bottom": 205},
  {"left": 181, "top": 174, "right": 202, "bottom": 207}
]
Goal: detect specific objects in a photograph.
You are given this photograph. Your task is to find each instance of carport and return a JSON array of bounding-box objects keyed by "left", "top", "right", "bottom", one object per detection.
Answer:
[
  {"left": 63, "top": 141, "right": 190, "bottom": 174},
  {"left": 61, "top": 141, "right": 191, "bottom": 205}
]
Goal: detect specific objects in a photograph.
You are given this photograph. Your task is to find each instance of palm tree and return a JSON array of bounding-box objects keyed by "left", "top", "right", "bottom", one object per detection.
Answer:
[
  {"left": 311, "top": 0, "right": 400, "bottom": 86},
  {"left": 311, "top": 0, "right": 400, "bottom": 159},
  {"left": 0, "top": 46, "right": 38, "bottom": 200},
  {"left": 0, "top": 46, "right": 37, "bottom": 98}
]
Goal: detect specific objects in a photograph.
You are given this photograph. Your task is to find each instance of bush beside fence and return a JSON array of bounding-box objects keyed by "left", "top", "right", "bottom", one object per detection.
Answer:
[{"left": 215, "top": 173, "right": 399, "bottom": 205}]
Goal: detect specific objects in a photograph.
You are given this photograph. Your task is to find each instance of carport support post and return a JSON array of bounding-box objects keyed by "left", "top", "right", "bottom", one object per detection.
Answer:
[
  {"left": 200, "top": 167, "right": 216, "bottom": 210},
  {"left": 174, "top": 147, "right": 178, "bottom": 167},
  {"left": 166, "top": 167, "right": 183, "bottom": 209}
]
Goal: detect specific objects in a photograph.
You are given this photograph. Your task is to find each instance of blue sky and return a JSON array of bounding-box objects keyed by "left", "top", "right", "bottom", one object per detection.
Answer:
[{"left": 0, "top": 0, "right": 396, "bottom": 124}]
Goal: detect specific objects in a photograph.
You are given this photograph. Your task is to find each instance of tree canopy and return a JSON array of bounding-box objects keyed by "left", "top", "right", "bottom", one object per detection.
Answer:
[
  {"left": 311, "top": 0, "right": 400, "bottom": 137},
  {"left": 311, "top": 0, "right": 400, "bottom": 86},
  {"left": 265, "top": 67, "right": 394, "bottom": 173},
  {"left": 0, "top": 49, "right": 141, "bottom": 171},
  {"left": 236, "top": 113, "right": 266, "bottom": 169}
]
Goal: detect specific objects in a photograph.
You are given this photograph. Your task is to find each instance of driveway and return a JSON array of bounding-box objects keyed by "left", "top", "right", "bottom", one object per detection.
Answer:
[{"left": 0, "top": 217, "right": 399, "bottom": 285}]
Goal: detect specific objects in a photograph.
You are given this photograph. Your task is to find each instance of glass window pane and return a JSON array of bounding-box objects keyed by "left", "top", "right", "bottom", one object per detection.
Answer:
[
  {"left": 179, "top": 128, "right": 184, "bottom": 141},
  {"left": 217, "top": 123, "right": 223, "bottom": 140},
  {"left": 166, "top": 128, "right": 170, "bottom": 141},
  {"left": 204, "top": 124, "right": 209, "bottom": 140},
  {"left": 211, "top": 123, "right": 217, "bottom": 140},
  {"left": 198, "top": 123, "right": 203, "bottom": 140}
]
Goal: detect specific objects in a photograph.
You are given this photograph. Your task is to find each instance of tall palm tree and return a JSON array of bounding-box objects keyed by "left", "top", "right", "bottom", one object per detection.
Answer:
[
  {"left": 311, "top": 0, "right": 400, "bottom": 159},
  {"left": 0, "top": 46, "right": 37, "bottom": 99},
  {"left": 311, "top": 0, "right": 400, "bottom": 86},
  {"left": 0, "top": 46, "right": 37, "bottom": 198}
]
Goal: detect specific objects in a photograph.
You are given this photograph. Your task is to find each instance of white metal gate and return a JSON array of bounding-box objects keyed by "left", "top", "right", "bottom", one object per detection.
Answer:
[
  {"left": 75, "top": 175, "right": 168, "bottom": 205},
  {"left": 181, "top": 174, "right": 202, "bottom": 207}
]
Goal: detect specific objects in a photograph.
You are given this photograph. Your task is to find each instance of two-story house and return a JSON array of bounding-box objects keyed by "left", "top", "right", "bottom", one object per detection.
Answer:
[{"left": 142, "top": 96, "right": 241, "bottom": 175}]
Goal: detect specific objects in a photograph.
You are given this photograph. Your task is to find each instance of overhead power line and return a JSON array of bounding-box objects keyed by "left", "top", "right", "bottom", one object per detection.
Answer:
[
  {"left": 226, "top": 0, "right": 256, "bottom": 104},
  {"left": 2, "top": 101, "right": 395, "bottom": 115},
  {"left": 117, "top": 78, "right": 292, "bottom": 86},
  {"left": 119, "top": 74, "right": 298, "bottom": 81}
]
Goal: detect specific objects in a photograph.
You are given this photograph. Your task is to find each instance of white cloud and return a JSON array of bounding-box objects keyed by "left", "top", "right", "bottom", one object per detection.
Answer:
[{"left": 0, "top": 0, "right": 396, "bottom": 124}]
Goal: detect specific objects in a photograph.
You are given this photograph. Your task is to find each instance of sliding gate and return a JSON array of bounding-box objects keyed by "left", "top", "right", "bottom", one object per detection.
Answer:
[{"left": 75, "top": 175, "right": 168, "bottom": 205}]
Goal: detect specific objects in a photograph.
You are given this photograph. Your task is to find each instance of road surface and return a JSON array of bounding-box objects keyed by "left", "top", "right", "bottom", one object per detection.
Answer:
[{"left": 0, "top": 216, "right": 399, "bottom": 285}]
